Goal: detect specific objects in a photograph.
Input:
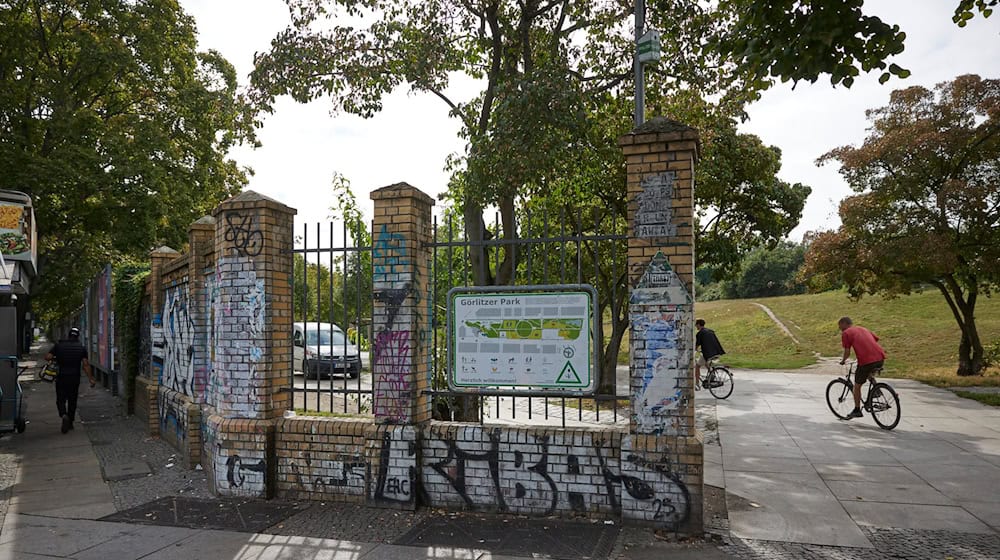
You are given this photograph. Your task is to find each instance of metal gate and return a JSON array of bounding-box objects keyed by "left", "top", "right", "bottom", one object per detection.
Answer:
[{"left": 291, "top": 206, "right": 629, "bottom": 427}]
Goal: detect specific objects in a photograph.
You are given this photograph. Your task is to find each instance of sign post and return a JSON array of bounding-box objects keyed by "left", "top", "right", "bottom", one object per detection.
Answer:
[{"left": 447, "top": 286, "right": 598, "bottom": 395}]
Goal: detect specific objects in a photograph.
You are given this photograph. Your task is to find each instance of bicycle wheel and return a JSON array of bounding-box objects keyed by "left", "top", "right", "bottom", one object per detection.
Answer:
[
  {"left": 708, "top": 366, "right": 734, "bottom": 399},
  {"left": 826, "top": 378, "right": 854, "bottom": 419},
  {"left": 869, "top": 383, "right": 901, "bottom": 430}
]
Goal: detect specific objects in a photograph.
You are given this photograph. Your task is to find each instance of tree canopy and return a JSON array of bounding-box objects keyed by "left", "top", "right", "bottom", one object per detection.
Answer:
[
  {"left": 0, "top": 0, "right": 252, "bottom": 320},
  {"left": 804, "top": 74, "right": 1000, "bottom": 375},
  {"left": 714, "top": 0, "right": 995, "bottom": 88},
  {"left": 251, "top": 0, "right": 818, "bottom": 406}
]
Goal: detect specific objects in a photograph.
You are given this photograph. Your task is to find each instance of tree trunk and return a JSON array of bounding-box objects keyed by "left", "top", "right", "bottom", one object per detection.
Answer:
[
  {"left": 599, "top": 314, "right": 629, "bottom": 395},
  {"left": 495, "top": 194, "right": 517, "bottom": 285},
  {"left": 936, "top": 277, "right": 985, "bottom": 376},
  {"left": 464, "top": 201, "right": 491, "bottom": 286},
  {"left": 957, "top": 314, "right": 985, "bottom": 376}
]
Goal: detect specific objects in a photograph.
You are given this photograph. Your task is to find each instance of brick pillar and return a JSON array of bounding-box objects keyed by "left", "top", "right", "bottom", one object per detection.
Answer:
[
  {"left": 369, "top": 183, "right": 435, "bottom": 425},
  {"left": 140, "top": 246, "right": 180, "bottom": 436},
  {"left": 202, "top": 190, "right": 295, "bottom": 498},
  {"left": 170, "top": 216, "right": 214, "bottom": 468},
  {"left": 187, "top": 216, "right": 215, "bottom": 404},
  {"left": 365, "top": 184, "right": 433, "bottom": 511},
  {"left": 620, "top": 117, "right": 703, "bottom": 534}
]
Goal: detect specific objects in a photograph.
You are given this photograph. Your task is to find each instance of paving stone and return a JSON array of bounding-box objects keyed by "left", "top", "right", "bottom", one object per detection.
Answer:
[
  {"left": 395, "top": 512, "right": 619, "bottom": 560},
  {"left": 101, "top": 496, "right": 308, "bottom": 533},
  {"left": 103, "top": 459, "right": 153, "bottom": 482}
]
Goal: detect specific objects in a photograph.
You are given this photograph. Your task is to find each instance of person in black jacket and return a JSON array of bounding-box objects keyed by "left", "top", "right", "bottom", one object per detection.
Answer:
[
  {"left": 44, "top": 328, "right": 96, "bottom": 433},
  {"left": 695, "top": 319, "right": 726, "bottom": 391}
]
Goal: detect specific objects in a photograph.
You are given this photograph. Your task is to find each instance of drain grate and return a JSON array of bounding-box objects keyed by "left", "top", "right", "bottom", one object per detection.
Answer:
[
  {"left": 101, "top": 496, "right": 307, "bottom": 533},
  {"left": 394, "top": 513, "right": 619, "bottom": 560}
]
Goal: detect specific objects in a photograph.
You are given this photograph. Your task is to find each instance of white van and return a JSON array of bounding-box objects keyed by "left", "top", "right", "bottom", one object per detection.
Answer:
[{"left": 293, "top": 322, "right": 362, "bottom": 379}]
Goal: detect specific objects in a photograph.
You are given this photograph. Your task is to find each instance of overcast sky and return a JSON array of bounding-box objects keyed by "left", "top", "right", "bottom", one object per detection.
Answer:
[{"left": 181, "top": 0, "right": 999, "bottom": 245}]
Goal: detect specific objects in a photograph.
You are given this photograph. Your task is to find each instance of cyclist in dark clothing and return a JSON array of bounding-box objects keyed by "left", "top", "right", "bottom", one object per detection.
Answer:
[
  {"left": 44, "top": 328, "right": 96, "bottom": 434},
  {"left": 695, "top": 319, "right": 726, "bottom": 391}
]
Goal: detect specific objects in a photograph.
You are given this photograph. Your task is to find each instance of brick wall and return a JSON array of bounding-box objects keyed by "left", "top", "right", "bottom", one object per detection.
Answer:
[
  {"left": 275, "top": 417, "right": 369, "bottom": 503},
  {"left": 157, "top": 387, "right": 202, "bottom": 468},
  {"left": 420, "top": 423, "right": 690, "bottom": 526},
  {"left": 134, "top": 376, "right": 158, "bottom": 436},
  {"left": 268, "top": 419, "right": 694, "bottom": 528},
  {"left": 202, "top": 413, "right": 273, "bottom": 498}
]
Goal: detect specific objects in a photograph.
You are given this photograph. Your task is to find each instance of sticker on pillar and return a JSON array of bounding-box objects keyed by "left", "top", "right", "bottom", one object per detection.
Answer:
[
  {"left": 631, "top": 310, "right": 691, "bottom": 433},
  {"left": 635, "top": 172, "right": 678, "bottom": 239},
  {"left": 630, "top": 252, "right": 691, "bottom": 305}
]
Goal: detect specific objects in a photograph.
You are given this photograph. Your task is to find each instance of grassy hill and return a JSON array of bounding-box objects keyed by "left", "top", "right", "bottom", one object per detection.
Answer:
[{"left": 696, "top": 290, "right": 1000, "bottom": 386}]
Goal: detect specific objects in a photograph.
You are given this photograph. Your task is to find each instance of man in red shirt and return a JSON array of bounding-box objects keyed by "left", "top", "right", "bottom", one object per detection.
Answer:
[{"left": 838, "top": 317, "right": 886, "bottom": 419}]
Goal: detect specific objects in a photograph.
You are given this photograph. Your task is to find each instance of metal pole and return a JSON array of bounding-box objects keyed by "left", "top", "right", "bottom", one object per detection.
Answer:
[{"left": 634, "top": 0, "right": 645, "bottom": 127}]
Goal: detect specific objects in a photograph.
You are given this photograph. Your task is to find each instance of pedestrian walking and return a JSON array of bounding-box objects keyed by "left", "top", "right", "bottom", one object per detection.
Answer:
[{"left": 44, "top": 327, "right": 96, "bottom": 433}]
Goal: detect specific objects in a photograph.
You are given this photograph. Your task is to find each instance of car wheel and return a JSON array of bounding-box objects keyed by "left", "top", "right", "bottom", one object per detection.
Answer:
[
  {"left": 349, "top": 364, "right": 360, "bottom": 379},
  {"left": 303, "top": 359, "right": 317, "bottom": 380}
]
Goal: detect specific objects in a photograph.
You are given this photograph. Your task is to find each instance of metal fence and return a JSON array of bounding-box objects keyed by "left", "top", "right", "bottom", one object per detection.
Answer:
[
  {"left": 291, "top": 222, "right": 374, "bottom": 416},
  {"left": 291, "top": 207, "right": 630, "bottom": 427}
]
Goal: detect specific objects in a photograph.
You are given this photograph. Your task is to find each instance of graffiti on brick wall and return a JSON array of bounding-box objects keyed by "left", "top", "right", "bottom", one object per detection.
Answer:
[
  {"left": 226, "top": 454, "right": 267, "bottom": 489},
  {"left": 617, "top": 437, "right": 691, "bottom": 527},
  {"left": 372, "top": 224, "right": 414, "bottom": 422},
  {"left": 160, "top": 285, "right": 197, "bottom": 396},
  {"left": 151, "top": 314, "right": 164, "bottom": 381},
  {"left": 373, "top": 223, "right": 408, "bottom": 278},
  {"left": 202, "top": 418, "right": 267, "bottom": 497},
  {"left": 158, "top": 390, "right": 186, "bottom": 444},
  {"left": 372, "top": 427, "right": 417, "bottom": 504},
  {"left": 634, "top": 172, "right": 679, "bottom": 239},
  {"left": 373, "top": 330, "right": 411, "bottom": 421},
  {"left": 421, "top": 427, "right": 690, "bottom": 528},
  {"left": 224, "top": 211, "right": 263, "bottom": 257},
  {"left": 208, "top": 259, "right": 266, "bottom": 418},
  {"left": 289, "top": 453, "right": 367, "bottom": 496},
  {"left": 630, "top": 252, "right": 692, "bottom": 435}
]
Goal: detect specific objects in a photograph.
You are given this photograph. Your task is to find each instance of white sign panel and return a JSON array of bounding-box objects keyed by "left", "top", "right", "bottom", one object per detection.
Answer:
[{"left": 449, "top": 289, "right": 595, "bottom": 392}]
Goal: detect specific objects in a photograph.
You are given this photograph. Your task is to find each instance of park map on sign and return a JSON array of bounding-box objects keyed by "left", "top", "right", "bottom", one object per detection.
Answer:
[
  {"left": 452, "top": 292, "right": 592, "bottom": 389},
  {"left": 464, "top": 319, "right": 583, "bottom": 341}
]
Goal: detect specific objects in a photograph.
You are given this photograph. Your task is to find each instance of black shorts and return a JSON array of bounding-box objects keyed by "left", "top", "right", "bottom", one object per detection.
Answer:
[{"left": 856, "top": 361, "right": 883, "bottom": 385}]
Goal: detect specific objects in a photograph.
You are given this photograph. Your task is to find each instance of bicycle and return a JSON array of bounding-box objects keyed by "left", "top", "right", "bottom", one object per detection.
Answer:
[
  {"left": 825, "top": 361, "right": 901, "bottom": 430},
  {"left": 701, "top": 357, "right": 734, "bottom": 399}
]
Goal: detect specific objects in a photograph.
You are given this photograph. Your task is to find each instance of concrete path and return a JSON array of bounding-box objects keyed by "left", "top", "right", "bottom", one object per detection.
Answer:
[
  {"left": 0, "top": 372, "right": 538, "bottom": 559},
  {"left": 706, "top": 369, "right": 1000, "bottom": 548}
]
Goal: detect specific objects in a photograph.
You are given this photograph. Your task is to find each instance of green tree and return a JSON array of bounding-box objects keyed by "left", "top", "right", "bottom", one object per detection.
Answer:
[
  {"left": 0, "top": 1, "right": 252, "bottom": 320},
  {"left": 724, "top": 242, "right": 806, "bottom": 299},
  {"left": 697, "top": 124, "right": 810, "bottom": 278},
  {"left": 714, "top": 0, "right": 995, "bottom": 88},
  {"left": 249, "top": 0, "right": 766, "bottom": 286},
  {"left": 804, "top": 75, "right": 1000, "bottom": 376}
]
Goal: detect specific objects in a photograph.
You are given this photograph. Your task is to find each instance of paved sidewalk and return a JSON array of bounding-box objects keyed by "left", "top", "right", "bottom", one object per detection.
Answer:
[
  {"left": 5, "top": 348, "right": 1000, "bottom": 559},
  {"left": 708, "top": 369, "right": 1000, "bottom": 554}
]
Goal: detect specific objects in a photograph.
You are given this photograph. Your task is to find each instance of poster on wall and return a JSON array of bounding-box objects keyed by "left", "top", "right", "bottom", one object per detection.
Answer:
[
  {"left": 0, "top": 193, "right": 37, "bottom": 272},
  {"left": 447, "top": 285, "right": 599, "bottom": 395}
]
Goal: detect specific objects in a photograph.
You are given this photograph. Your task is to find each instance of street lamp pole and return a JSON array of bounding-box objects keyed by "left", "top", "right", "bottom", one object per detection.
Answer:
[{"left": 634, "top": 0, "right": 646, "bottom": 127}]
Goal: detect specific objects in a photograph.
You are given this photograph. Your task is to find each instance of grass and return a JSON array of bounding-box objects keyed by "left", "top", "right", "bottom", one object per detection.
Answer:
[
  {"left": 753, "top": 290, "right": 1000, "bottom": 378},
  {"left": 953, "top": 391, "right": 1000, "bottom": 407},
  {"left": 693, "top": 300, "right": 816, "bottom": 369},
  {"left": 606, "top": 289, "right": 999, "bottom": 387}
]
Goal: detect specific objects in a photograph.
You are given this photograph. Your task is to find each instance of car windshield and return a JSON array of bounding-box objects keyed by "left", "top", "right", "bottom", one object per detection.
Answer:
[{"left": 305, "top": 329, "right": 347, "bottom": 346}]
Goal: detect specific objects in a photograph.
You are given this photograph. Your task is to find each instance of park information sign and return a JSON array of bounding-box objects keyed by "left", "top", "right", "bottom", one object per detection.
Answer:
[{"left": 447, "top": 286, "right": 598, "bottom": 395}]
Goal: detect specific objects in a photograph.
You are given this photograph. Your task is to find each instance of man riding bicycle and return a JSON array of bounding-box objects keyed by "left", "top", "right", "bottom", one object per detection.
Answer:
[
  {"left": 838, "top": 316, "right": 885, "bottom": 420},
  {"left": 695, "top": 319, "right": 726, "bottom": 391}
]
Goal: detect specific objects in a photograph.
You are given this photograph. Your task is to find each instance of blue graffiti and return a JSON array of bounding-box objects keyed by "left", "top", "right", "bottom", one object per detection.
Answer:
[{"left": 373, "top": 224, "right": 409, "bottom": 278}]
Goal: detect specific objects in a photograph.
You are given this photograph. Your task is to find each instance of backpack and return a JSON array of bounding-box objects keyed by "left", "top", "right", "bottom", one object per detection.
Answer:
[{"left": 40, "top": 361, "right": 58, "bottom": 383}]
